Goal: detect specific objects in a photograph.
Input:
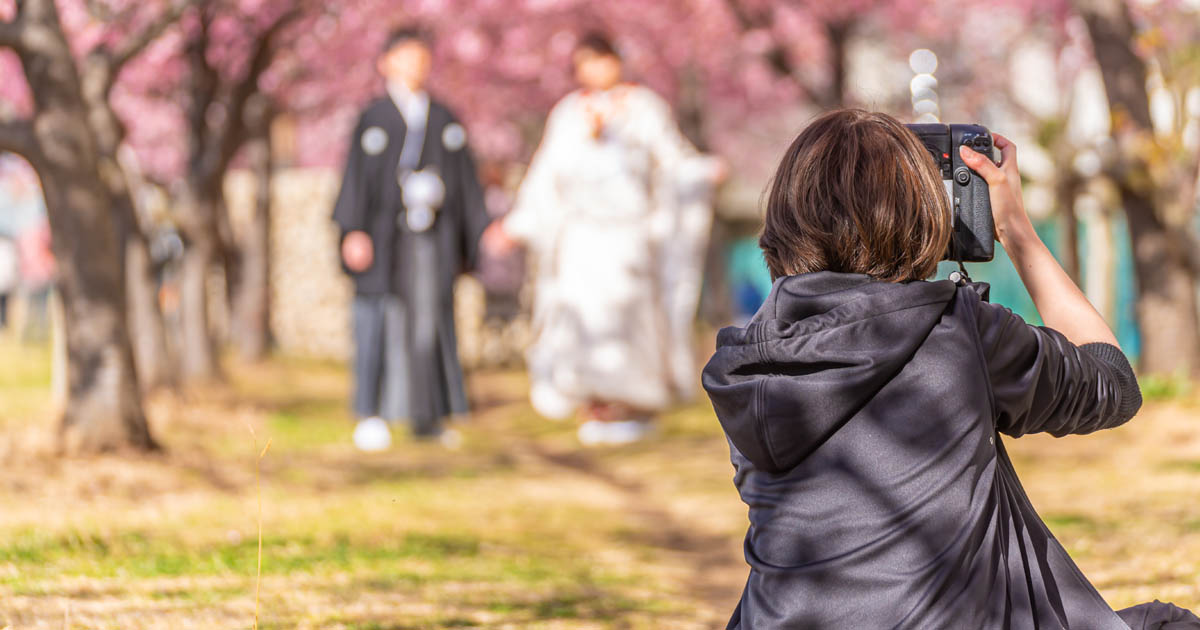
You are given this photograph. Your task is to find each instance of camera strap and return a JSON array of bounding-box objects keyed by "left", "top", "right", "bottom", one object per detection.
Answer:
[
  {"left": 947, "top": 260, "right": 972, "bottom": 286},
  {"left": 948, "top": 261, "right": 992, "bottom": 302}
]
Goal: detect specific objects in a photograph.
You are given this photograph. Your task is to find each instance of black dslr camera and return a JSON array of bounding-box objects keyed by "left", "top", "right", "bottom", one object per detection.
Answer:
[{"left": 904, "top": 123, "right": 996, "bottom": 262}]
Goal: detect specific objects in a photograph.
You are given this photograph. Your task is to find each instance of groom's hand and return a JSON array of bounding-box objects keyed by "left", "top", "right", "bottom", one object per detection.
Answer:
[{"left": 341, "top": 230, "right": 374, "bottom": 272}]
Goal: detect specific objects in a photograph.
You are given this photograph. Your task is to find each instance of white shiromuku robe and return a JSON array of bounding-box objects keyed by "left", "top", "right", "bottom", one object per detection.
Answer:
[{"left": 506, "top": 84, "right": 719, "bottom": 418}]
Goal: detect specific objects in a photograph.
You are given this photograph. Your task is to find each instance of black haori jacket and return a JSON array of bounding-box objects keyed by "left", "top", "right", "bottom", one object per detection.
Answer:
[
  {"left": 332, "top": 96, "right": 490, "bottom": 297},
  {"left": 702, "top": 272, "right": 1147, "bottom": 630}
]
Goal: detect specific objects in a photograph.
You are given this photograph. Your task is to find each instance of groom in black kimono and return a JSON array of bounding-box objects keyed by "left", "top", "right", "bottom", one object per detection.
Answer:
[{"left": 333, "top": 26, "right": 491, "bottom": 441}]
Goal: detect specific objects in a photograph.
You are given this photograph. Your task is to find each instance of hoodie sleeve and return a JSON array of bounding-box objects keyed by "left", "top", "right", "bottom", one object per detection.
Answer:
[{"left": 975, "top": 299, "right": 1141, "bottom": 438}]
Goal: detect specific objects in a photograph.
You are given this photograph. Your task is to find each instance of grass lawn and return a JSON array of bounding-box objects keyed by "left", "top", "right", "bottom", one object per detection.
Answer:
[{"left": 0, "top": 336, "right": 1198, "bottom": 629}]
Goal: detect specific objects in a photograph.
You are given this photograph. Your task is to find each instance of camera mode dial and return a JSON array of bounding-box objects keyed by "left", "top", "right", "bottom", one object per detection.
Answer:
[{"left": 953, "top": 167, "right": 972, "bottom": 186}]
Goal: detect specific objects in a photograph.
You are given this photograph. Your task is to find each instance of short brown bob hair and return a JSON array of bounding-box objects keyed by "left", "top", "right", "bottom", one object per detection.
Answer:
[{"left": 760, "top": 109, "right": 951, "bottom": 282}]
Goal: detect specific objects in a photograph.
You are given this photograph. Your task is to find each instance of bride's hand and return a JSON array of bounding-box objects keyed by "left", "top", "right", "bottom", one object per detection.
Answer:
[
  {"left": 483, "top": 221, "right": 519, "bottom": 256},
  {"left": 710, "top": 157, "right": 730, "bottom": 185}
]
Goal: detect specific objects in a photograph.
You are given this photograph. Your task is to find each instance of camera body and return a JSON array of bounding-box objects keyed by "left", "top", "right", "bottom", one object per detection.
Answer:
[{"left": 904, "top": 123, "right": 996, "bottom": 262}]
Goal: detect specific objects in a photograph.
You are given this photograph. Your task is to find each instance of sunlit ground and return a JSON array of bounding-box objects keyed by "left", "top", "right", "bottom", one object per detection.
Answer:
[{"left": 0, "top": 334, "right": 1197, "bottom": 629}]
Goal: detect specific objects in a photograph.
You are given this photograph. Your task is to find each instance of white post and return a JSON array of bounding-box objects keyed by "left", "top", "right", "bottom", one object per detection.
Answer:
[{"left": 909, "top": 49, "right": 940, "bottom": 123}]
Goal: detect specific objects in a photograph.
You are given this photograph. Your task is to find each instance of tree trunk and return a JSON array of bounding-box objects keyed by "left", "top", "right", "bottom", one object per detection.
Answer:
[
  {"left": 228, "top": 113, "right": 273, "bottom": 361},
  {"left": 126, "top": 228, "right": 174, "bottom": 391},
  {"left": 11, "top": 0, "right": 155, "bottom": 452},
  {"left": 1081, "top": 196, "right": 1115, "bottom": 321},
  {"left": 111, "top": 155, "right": 176, "bottom": 392},
  {"left": 1122, "top": 191, "right": 1200, "bottom": 374},
  {"left": 676, "top": 65, "right": 710, "bottom": 152},
  {"left": 101, "top": 137, "right": 176, "bottom": 392},
  {"left": 54, "top": 183, "right": 155, "bottom": 452},
  {"left": 1057, "top": 174, "right": 1082, "bottom": 283},
  {"left": 31, "top": 126, "right": 154, "bottom": 452},
  {"left": 1078, "top": 0, "right": 1200, "bottom": 375},
  {"left": 826, "top": 20, "right": 853, "bottom": 108},
  {"left": 700, "top": 218, "right": 733, "bottom": 327},
  {"left": 176, "top": 189, "right": 223, "bottom": 382}
]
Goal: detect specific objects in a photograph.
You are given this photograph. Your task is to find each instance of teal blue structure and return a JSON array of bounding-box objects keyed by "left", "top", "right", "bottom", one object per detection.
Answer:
[
  {"left": 726, "top": 237, "right": 775, "bottom": 325},
  {"left": 724, "top": 219, "right": 1141, "bottom": 359}
]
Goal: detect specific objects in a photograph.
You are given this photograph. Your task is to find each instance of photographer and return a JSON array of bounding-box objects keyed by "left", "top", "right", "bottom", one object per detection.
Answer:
[{"left": 702, "top": 109, "right": 1198, "bottom": 629}]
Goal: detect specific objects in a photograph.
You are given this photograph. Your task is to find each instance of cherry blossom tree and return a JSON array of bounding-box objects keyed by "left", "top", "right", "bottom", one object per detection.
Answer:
[
  {"left": 5, "top": 0, "right": 1198, "bottom": 412},
  {"left": 0, "top": 0, "right": 191, "bottom": 451},
  {"left": 165, "top": 1, "right": 304, "bottom": 380}
]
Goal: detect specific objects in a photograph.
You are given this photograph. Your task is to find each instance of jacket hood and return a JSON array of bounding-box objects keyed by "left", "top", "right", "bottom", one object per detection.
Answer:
[{"left": 702, "top": 271, "right": 957, "bottom": 474}]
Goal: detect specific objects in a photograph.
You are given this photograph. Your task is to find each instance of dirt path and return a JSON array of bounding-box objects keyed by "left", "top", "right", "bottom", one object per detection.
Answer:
[{"left": 521, "top": 443, "right": 745, "bottom": 613}]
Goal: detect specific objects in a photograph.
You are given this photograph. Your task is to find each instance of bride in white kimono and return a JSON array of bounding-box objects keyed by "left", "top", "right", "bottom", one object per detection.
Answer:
[{"left": 487, "top": 33, "right": 723, "bottom": 444}]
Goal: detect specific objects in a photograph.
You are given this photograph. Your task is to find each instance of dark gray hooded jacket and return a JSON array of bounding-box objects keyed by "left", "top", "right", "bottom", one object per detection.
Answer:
[{"left": 701, "top": 271, "right": 1174, "bottom": 630}]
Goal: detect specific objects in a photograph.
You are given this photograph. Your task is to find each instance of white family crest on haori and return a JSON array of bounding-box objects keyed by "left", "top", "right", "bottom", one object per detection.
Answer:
[
  {"left": 506, "top": 84, "right": 722, "bottom": 419},
  {"left": 399, "top": 168, "right": 446, "bottom": 233},
  {"left": 442, "top": 123, "right": 467, "bottom": 151},
  {"left": 361, "top": 126, "right": 389, "bottom": 155}
]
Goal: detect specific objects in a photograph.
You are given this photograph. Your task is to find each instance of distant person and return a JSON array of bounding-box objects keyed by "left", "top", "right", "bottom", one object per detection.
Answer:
[
  {"left": 0, "top": 234, "right": 16, "bottom": 330},
  {"left": 486, "top": 32, "right": 724, "bottom": 445},
  {"left": 702, "top": 109, "right": 1195, "bottom": 629},
  {"left": 333, "top": 26, "right": 491, "bottom": 447},
  {"left": 17, "top": 219, "right": 54, "bottom": 341},
  {"left": 0, "top": 154, "right": 46, "bottom": 333}
]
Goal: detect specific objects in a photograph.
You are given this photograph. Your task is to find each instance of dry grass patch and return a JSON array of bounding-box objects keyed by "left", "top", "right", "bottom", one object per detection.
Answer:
[{"left": 0, "top": 337, "right": 1197, "bottom": 628}]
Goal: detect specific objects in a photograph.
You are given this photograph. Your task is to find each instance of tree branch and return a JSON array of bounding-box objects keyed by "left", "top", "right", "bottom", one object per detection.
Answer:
[
  {"left": 85, "top": 0, "right": 130, "bottom": 22},
  {"left": 85, "top": 0, "right": 109, "bottom": 20},
  {"left": 108, "top": 0, "right": 196, "bottom": 73},
  {"left": 0, "top": 118, "right": 42, "bottom": 164},
  {"left": 0, "top": 19, "right": 23, "bottom": 50},
  {"left": 21, "top": 0, "right": 56, "bottom": 25},
  {"left": 216, "top": 8, "right": 300, "bottom": 168},
  {"left": 722, "top": 0, "right": 835, "bottom": 107},
  {"left": 723, "top": 0, "right": 755, "bottom": 30}
]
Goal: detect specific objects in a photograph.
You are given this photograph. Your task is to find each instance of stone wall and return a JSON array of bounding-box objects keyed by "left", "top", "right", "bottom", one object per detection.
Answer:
[{"left": 226, "top": 168, "right": 354, "bottom": 359}]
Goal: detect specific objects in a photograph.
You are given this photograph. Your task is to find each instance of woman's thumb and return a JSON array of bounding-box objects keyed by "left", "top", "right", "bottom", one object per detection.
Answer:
[{"left": 959, "top": 145, "right": 1004, "bottom": 185}]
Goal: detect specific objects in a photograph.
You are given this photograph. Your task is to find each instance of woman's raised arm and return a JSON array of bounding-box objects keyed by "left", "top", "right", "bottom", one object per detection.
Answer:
[{"left": 960, "top": 135, "right": 1119, "bottom": 349}]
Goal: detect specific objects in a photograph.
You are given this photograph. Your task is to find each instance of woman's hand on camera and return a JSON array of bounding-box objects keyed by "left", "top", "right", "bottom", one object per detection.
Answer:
[
  {"left": 961, "top": 133, "right": 1119, "bottom": 348},
  {"left": 959, "top": 133, "right": 1033, "bottom": 247}
]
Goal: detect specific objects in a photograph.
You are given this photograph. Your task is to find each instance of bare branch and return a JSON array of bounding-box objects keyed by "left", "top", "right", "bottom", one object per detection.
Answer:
[
  {"left": 0, "top": 19, "right": 23, "bottom": 50},
  {"left": 21, "top": 0, "right": 57, "bottom": 24},
  {"left": 723, "top": 0, "right": 756, "bottom": 31},
  {"left": 217, "top": 8, "right": 301, "bottom": 167},
  {"left": 85, "top": 0, "right": 112, "bottom": 20},
  {"left": 108, "top": 0, "right": 196, "bottom": 73},
  {"left": 184, "top": 6, "right": 221, "bottom": 183},
  {"left": 182, "top": 2, "right": 303, "bottom": 189},
  {"left": 722, "top": 0, "right": 833, "bottom": 107},
  {"left": 0, "top": 118, "right": 42, "bottom": 164}
]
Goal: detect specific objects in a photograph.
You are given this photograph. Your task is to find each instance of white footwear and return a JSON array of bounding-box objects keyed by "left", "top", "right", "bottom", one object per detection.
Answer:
[
  {"left": 531, "top": 382, "right": 576, "bottom": 420},
  {"left": 439, "top": 428, "right": 463, "bottom": 451},
  {"left": 602, "top": 420, "right": 653, "bottom": 445},
  {"left": 578, "top": 420, "right": 607, "bottom": 446},
  {"left": 353, "top": 417, "right": 392, "bottom": 452},
  {"left": 577, "top": 419, "right": 653, "bottom": 445}
]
